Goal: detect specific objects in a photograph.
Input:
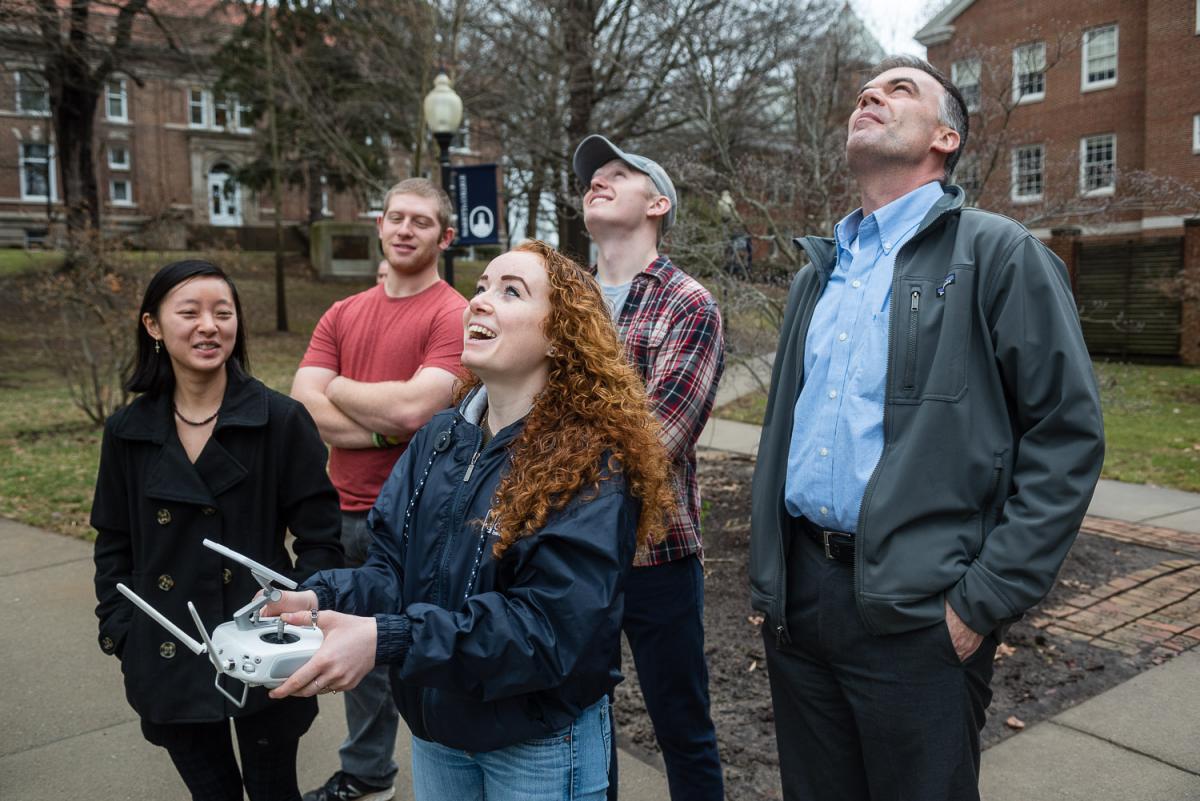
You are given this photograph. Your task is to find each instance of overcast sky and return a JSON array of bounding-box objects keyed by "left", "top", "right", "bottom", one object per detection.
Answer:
[{"left": 850, "top": 0, "right": 945, "bottom": 57}]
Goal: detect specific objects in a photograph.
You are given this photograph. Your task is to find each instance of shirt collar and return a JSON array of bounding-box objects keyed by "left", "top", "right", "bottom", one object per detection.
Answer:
[
  {"left": 589, "top": 254, "right": 674, "bottom": 284},
  {"left": 835, "top": 181, "right": 944, "bottom": 257}
]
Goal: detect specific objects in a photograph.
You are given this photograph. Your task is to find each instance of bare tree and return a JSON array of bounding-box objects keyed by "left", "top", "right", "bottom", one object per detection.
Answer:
[{"left": 0, "top": 0, "right": 194, "bottom": 265}]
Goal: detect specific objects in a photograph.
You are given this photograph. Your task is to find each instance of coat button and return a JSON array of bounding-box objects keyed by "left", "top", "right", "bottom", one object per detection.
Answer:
[
  {"left": 101, "top": 636, "right": 115, "bottom": 653},
  {"left": 159, "top": 641, "right": 176, "bottom": 659},
  {"left": 157, "top": 574, "right": 174, "bottom": 591},
  {"left": 156, "top": 508, "right": 172, "bottom": 526},
  {"left": 201, "top": 506, "right": 216, "bottom": 516},
  {"left": 223, "top": 568, "right": 232, "bottom": 585}
]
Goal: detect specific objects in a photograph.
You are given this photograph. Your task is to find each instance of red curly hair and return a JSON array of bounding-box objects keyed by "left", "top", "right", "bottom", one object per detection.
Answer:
[{"left": 457, "top": 240, "right": 672, "bottom": 558}]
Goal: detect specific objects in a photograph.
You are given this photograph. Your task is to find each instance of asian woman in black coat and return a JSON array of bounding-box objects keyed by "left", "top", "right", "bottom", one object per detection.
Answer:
[{"left": 91, "top": 260, "right": 343, "bottom": 801}]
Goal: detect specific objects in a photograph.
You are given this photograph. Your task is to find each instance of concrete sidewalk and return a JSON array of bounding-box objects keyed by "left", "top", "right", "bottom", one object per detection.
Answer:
[
  {"left": 0, "top": 517, "right": 668, "bottom": 801},
  {"left": 697, "top": 412, "right": 1200, "bottom": 798}
]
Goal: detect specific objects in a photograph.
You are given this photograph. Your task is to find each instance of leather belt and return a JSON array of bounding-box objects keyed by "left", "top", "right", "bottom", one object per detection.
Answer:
[{"left": 795, "top": 516, "right": 856, "bottom": 565}]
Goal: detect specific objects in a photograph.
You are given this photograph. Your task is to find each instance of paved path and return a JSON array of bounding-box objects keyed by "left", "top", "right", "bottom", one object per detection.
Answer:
[
  {"left": 3, "top": 364, "right": 1198, "bottom": 799},
  {"left": 697, "top": 409, "right": 1200, "bottom": 799},
  {"left": 0, "top": 517, "right": 668, "bottom": 801}
]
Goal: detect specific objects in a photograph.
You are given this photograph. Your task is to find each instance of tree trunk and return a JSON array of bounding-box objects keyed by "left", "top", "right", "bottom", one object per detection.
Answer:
[
  {"left": 558, "top": 0, "right": 598, "bottom": 262},
  {"left": 306, "top": 163, "right": 324, "bottom": 226},
  {"left": 524, "top": 165, "right": 544, "bottom": 240},
  {"left": 49, "top": 62, "right": 102, "bottom": 266}
]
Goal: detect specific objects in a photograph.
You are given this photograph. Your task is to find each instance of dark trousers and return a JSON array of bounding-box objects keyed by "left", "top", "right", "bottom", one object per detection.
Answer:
[
  {"left": 142, "top": 712, "right": 305, "bottom": 801},
  {"left": 609, "top": 555, "right": 724, "bottom": 801},
  {"left": 763, "top": 523, "right": 997, "bottom": 801}
]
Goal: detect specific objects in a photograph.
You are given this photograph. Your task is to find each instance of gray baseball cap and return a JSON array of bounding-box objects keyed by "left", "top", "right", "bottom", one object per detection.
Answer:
[{"left": 572, "top": 134, "right": 677, "bottom": 235}]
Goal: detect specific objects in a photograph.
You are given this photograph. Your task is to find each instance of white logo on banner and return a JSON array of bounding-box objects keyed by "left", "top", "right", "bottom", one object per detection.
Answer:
[{"left": 469, "top": 206, "right": 495, "bottom": 239}]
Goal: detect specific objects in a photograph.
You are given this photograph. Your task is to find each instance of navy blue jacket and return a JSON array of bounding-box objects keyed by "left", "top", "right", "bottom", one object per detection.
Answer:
[{"left": 304, "top": 389, "right": 641, "bottom": 752}]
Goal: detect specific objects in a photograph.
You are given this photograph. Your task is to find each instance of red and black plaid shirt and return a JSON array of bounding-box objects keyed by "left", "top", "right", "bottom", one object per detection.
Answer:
[{"left": 609, "top": 256, "right": 724, "bottom": 567}]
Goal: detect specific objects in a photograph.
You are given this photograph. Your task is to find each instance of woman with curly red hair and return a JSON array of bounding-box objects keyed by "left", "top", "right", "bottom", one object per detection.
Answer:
[{"left": 264, "top": 240, "right": 672, "bottom": 801}]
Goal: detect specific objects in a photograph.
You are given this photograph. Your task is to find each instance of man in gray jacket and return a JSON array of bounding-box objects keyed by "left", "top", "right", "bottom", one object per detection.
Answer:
[{"left": 750, "top": 55, "right": 1104, "bottom": 801}]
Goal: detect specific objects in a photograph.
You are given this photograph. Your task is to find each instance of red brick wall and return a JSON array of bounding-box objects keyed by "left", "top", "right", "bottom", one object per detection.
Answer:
[{"left": 926, "top": 0, "right": 1199, "bottom": 232}]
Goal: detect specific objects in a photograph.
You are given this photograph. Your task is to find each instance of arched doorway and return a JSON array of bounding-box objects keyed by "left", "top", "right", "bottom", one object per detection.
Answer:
[{"left": 208, "top": 163, "right": 242, "bottom": 226}]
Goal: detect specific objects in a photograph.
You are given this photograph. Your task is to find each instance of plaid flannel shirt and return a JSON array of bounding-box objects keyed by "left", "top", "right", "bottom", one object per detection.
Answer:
[{"left": 609, "top": 256, "right": 725, "bottom": 567}]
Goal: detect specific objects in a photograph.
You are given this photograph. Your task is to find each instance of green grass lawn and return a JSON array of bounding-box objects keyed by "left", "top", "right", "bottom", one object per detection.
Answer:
[
  {"left": 0, "top": 250, "right": 486, "bottom": 538},
  {"left": 2, "top": 246, "right": 1196, "bottom": 538},
  {"left": 0, "top": 248, "right": 64, "bottom": 277},
  {"left": 713, "top": 360, "right": 1200, "bottom": 493}
]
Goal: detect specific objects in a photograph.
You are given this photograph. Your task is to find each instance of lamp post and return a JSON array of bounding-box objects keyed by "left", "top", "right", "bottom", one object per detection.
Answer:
[{"left": 423, "top": 72, "right": 464, "bottom": 289}]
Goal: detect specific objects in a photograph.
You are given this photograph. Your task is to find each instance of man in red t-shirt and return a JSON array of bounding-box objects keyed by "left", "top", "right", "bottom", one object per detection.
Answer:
[{"left": 292, "top": 178, "right": 467, "bottom": 801}]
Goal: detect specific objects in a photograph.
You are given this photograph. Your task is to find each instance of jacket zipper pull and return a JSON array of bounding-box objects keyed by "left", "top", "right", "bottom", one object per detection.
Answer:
[
  {"left": 775, "top": 624, "right": 785, "bottom": 647},
  {"left": 463, "top": 448, "right": 482, "bottom": 483},
  {"left": 910, "top": 289, "right": 920, "bottom": 311}
]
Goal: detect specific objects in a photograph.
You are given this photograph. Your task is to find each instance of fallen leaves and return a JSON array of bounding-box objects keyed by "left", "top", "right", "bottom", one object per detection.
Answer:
[
  {"left": 748, "top": 614, "right": 764, "bottom": 627},
  {"left": 994, "top": 643, "right": 1017, "bottom": 661},
  {"left": 1005, "top": 716, "right": 1026, "bottom": 731}
]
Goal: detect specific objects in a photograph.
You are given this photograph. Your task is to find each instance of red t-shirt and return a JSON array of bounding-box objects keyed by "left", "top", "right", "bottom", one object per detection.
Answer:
[{"left": 300, "top": 280, "right": 467, "bottom": 511}]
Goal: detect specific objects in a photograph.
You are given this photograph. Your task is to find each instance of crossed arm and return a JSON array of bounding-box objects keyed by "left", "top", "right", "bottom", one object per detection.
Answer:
[{"left": 291, "top": 365, "right": 459, "bottom": 450}]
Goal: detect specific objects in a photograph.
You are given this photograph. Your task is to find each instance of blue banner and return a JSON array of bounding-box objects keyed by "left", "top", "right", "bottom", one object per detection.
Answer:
[{"left": 451, "top": 163, "right": 501, "bottom": 246}]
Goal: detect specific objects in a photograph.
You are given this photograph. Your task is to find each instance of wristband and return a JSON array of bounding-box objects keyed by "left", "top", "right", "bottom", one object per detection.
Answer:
[{"left": 372, "top": 432, "right": 401, "bottom": 448}]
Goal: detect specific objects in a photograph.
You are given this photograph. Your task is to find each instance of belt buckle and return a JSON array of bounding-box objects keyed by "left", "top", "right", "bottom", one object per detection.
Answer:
[{"left": 822, "top": 530, "right": 835, "bottom": 560}]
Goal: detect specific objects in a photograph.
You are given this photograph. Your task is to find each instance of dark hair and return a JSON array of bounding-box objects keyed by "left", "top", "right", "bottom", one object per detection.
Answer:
[
  {"left": 870, "top": 55, "right": 969, "bottom": 182},
  {"left": 125, "top": 260, "right": 250, "bottom": 395}
]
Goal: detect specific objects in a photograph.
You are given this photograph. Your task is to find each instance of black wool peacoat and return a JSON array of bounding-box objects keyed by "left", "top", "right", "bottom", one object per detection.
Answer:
[{"left": 92, "top": 369, "right": 343, "bottom": 726}]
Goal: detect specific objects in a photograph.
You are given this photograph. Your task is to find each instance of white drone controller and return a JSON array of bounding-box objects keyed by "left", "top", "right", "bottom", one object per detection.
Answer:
[{"left": 116, "top": 538, "right": 322, "bottom": 707}]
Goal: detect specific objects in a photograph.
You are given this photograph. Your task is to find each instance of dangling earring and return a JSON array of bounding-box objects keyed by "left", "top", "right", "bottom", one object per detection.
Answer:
[
  {"left": 547, "top": 345, "right": 559, "bottom": 358},
  {"left": 154, "top": 339, "right": 161, "bottom": 354}
]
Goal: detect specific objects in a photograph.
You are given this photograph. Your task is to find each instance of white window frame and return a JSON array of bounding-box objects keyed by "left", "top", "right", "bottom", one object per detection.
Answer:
[
  {"left": 107, "top": 143, "right": 130, "bottom": 170},
  {"left": 105, "top": 78, "right": 128, "bottom": 122},
  {"left": 1081, "top": 24, "right": 1118, "bottom": 92},
  {"left": 188, "top": 87, "right": 209, "bottom": 128},
  {"left": 1079, "top": 133, "right": 1116, "bottom": 196},
  {"left": 320, "top": 175, "right": 331, "bottom": 217},
  {"left": 19, "top": 142, "right": 56, "bottom": 202},
  {"left": 1011, "top": 144, "right": 1044, "bottom": 203},
  {"left": 109, "top": 177, "right": 133, "bottom": 206},
  {"left": 1193, "top": 114, "right": 1199, "bottom": 154},
  {"left": 1012, "top": 42, "right": 1046, "bottom": 105},
  {"left": 14, "top": 70, "right": 51, "bottom": 116},
  {"left": 952, "top": 59, "right": 982, "bottom": 113},
  {"left": 232, "top": 99, "right": 253, "bottom": 133}
]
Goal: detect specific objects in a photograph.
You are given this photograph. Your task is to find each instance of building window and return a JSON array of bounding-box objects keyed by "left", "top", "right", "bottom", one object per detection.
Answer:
[
  {"left": 233, "top": 99, "right": 253, "bottom": 132},
  {"left": 15, "top": 70, "right": 50, "bottom": 116},
  {"left": 110, "top": 178, "right": 132, "bottom": 206},
  {"left": 952, "top": 59, "right": 981, "bottom": 112},
  {"left": 213, "top": 96, "right": 229, "bottom": 129},
  {"left": 1193, "top": 114, "right": 1199, "bottom": 154},
  {"left": 956, "top": 157, "right": 981, "bottom": 196},
  {"left": 106, "top": 79, "right": 128, "bottom": 122},
  {"left": 1011, "top": 144, "right": 1044, "bottom": 202},
  {"left": 20, "top": 143, "right": 55, "bottom": 201},
  {"left": 1082, "top": 24, "right": 1118, "bottom": 91},
  {"left": 188, "top": 88, "right": 208, "bottom": 127},
  {"left": 1012, "top": 42, "right": 1046, "bottom": 104},
  {"left": 1080, "top": 134, "right": 1116, "bottom": 195},
  {"left": 107, "top": 144, "right": 130, "bottom": 170}
]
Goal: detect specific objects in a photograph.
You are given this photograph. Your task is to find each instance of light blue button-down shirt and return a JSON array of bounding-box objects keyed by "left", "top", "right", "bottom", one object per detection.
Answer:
[{"left": 784, "top": 182, "right": 943, "bottom": 532}]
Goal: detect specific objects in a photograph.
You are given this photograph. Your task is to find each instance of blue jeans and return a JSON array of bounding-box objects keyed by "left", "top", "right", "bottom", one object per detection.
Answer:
[
  {"left": 410, "top": 696, "right": 611, "bottom": 801},
  {"left": 338, "top": 512, "right": 400, "bottom": 786}
]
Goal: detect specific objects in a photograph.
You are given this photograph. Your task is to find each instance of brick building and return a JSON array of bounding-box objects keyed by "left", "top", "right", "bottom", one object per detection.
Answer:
[
  {"left": 916, "top": 0, "right": 1200, "bottom": 363},
  {"left": 0, "top": 5, "right": 482, "bottom": 252}
]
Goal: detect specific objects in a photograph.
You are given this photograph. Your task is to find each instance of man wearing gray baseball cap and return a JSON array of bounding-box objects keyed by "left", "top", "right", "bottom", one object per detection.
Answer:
[{"left": 572, "top": 134, "right": 725, "bottom": 801}]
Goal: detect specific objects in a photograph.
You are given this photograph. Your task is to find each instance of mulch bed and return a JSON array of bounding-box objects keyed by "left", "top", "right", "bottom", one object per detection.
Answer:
[{"left": 612, "top": 451, "right": 1189, "bottom": 801}]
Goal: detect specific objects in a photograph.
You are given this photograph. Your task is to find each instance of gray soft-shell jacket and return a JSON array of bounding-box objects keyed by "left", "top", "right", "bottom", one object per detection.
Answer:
[{"left": 750, "top": 186, "right": 1105, "bottom": 642}]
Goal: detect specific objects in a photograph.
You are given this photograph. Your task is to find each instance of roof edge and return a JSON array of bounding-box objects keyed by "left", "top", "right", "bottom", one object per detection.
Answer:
[{"left": 914, "top": 0, "right": 976, "bottom": 45}]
